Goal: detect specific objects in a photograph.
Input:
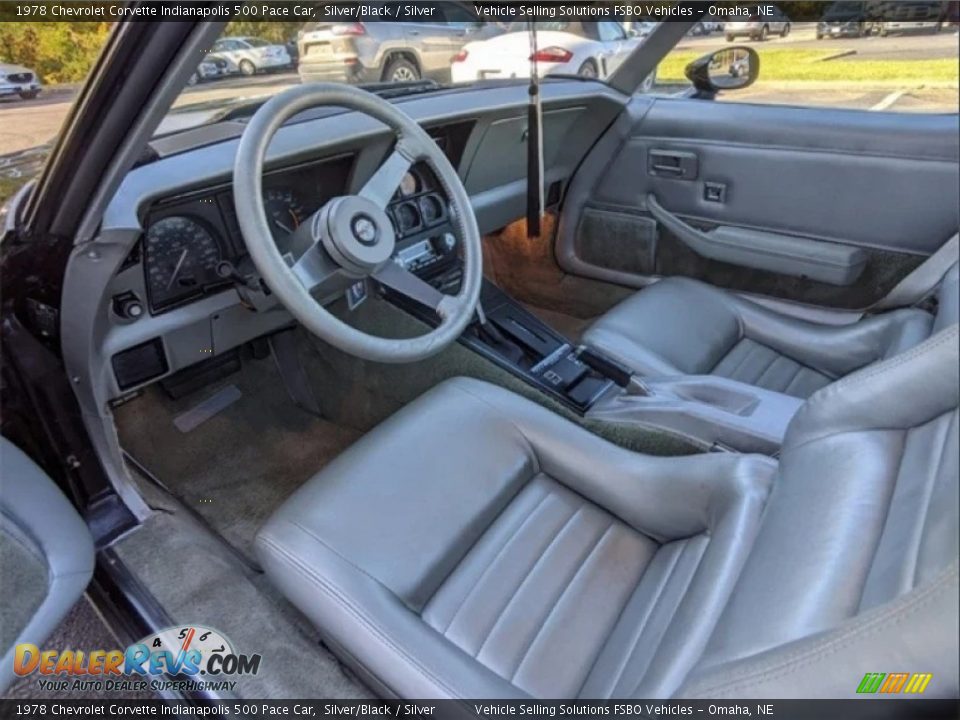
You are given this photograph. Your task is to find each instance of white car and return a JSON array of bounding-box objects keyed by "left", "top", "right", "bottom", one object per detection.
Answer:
[
  {"left": 187, "top": 53, "right": 234, "bottom": 86},
  {"left": 209, "top": 36, "right": 292, "bottom": 76},
  {"left": 0, "top": 63, "right": 41, "bottom": 100},
  {"left": 452, "top": 21, "right": 644, "bottom": 84}
]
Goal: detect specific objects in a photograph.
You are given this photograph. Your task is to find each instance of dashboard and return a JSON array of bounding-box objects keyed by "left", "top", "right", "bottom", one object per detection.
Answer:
[{"left": 83, "top": 81, "right": 626, "bottom": 398}]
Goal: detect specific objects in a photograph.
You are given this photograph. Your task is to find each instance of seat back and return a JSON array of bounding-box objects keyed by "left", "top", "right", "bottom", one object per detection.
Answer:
[
  {"left": 680, "top": 325, "right": 959, "bottom": 698},
  {"left": 932, "top": 262, "right": 959, "bottom": 334}
]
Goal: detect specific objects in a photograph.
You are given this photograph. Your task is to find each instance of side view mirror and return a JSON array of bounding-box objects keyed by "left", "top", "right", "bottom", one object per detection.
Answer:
[
  {"left": 685, "top": 46, "right": 759, "bottom": 97},
  {"left": 626, "top": 28, "right": 639, "bottom": 38}
]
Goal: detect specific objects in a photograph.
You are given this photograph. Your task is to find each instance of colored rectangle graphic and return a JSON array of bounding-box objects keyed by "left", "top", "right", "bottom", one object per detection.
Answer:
[{"left": 857, "top": 672, "right": 932, "bottom": 694}]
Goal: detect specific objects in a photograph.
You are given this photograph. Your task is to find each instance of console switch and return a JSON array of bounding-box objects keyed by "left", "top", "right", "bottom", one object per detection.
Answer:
[
  {"left": 541, "top": 355, "right": 587, "bottom": 391},
  {"left": 568, "top": 376, "right": 608, "bottom": 406}
]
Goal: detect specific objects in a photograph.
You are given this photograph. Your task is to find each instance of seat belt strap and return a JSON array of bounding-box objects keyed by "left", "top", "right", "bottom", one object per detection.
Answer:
[
  {"left": 525, "top": 22, "right": 543, "bottom": 238},
  {"left": 870, "top": 232, "right": 959, "bottom": 311}
]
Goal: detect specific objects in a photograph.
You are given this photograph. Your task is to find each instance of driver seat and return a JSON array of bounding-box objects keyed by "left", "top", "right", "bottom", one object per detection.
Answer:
[{"left": 256, "top": 326, "right": 959, "bottom": 699}]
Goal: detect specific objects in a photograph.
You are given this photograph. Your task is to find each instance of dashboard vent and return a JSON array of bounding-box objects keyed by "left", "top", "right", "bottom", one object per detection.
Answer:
[{"left": 112, "top": 338, "right": 168, "bottom": 390}]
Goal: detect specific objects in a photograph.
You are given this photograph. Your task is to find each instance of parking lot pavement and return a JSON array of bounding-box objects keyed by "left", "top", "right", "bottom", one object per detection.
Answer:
[
  {"left": 717, "top": 85, "right": 957, "bottom": 112},
  {"left": 678, "top": 23, "right": 960, "bottom": 61}
]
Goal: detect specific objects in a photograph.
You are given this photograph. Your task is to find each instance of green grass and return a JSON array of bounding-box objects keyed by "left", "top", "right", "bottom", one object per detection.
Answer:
[
  {"left": 0, "top": 176, "right": 27, "bottom": 207},
  {"left": 659, "top": 48, "right": 960, "bottom": 84}
]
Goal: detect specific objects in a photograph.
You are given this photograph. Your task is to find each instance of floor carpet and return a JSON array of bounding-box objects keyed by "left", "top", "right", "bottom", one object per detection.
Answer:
[{"left": 113, "top": 351, "right": 360, "bottom": 561}]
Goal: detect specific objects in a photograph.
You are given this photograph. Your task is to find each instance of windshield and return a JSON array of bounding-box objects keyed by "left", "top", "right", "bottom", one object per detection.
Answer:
[{"left": 163, "top": 16, "right": 658, "bottom": 135}]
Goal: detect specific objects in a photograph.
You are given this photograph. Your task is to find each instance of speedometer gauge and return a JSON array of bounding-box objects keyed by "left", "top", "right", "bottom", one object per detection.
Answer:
[{"left": 144, "top": 216, "right": 222, "bottom": 310}]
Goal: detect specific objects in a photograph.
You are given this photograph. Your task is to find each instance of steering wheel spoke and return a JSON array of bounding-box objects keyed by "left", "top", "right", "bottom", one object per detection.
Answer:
[
  {"left": 373, "top": 260, "right": 457, "bottom": 318},
  {"left": 286, "top": 242, "right": 343, "bottom": 295},
  {"left": 358, "top": 139, "right": 418, "bottom": 208}
]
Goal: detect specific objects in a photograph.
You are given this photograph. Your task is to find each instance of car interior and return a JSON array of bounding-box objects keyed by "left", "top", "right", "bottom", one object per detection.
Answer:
[{"left": 2, "top": 19, "right": 958, "bottom": 702}]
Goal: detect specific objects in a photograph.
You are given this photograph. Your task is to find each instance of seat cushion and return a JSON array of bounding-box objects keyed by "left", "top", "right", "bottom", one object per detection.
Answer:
[
  {"left": 256, "top": 377, "right": 774, "bottom": 699},
  {"left": 583, "top": 277, "right": 934, "bottom": 399},
  {"left": 712, "top": 338, "right": 832, "bottom": 398}
]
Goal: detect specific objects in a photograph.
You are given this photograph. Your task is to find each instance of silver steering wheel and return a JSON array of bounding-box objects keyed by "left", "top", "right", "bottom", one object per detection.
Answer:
[{"left": 233, "top": 83, "right": 482, "bottom": 363}]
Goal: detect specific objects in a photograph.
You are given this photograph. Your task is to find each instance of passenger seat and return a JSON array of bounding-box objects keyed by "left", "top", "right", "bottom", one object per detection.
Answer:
[{"left": 582, "top": 263, "right": 958, "bottom": 399}]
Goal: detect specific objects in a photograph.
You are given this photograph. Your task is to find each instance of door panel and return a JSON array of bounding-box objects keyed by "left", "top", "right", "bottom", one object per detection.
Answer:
[{"left": 558, "top": 97, "right": 960, "bottom": 309}]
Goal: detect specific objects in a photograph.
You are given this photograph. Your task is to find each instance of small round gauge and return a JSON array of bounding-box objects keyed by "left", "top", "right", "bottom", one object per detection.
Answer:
[
  {"left": 394, "top": 202, "right": 421, "bottom": 234},
  {"left": 419, "top": 194, "right": 444, "bottom": 225},
  {"left": 399, "top": 171, "right": 420, "bottom": 198},
  {"left": 144, "top": 216, "right": 221, "bottom": 309},
  {"left": 263, "top": 187, "right": 308, "bottom": 236}
]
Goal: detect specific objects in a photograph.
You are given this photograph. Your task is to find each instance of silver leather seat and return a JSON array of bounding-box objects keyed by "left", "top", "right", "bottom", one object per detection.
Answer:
[
  {"left": 256, "top": 325, "right": 959, "bottom": 699},
  {"left": 0, "top": 440, "right": 95, "bottom": 694},
  {"left": 582, "top": 266, "right": 958, "bottom": 399}
]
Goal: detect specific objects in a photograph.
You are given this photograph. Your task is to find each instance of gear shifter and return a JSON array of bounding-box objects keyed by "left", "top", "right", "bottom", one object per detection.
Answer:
[{"left": 474, "top": 302, "right": 526, "bottom": 365}]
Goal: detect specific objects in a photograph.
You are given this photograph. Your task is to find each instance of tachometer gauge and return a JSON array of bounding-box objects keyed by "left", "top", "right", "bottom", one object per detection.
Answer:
[
  {"left": 263, "top": 187, "right": 307, "bottom": 236},
  {"left": 399, "top": 171, "right": 420, "bottom": 198},
  {"left": 144, "top": 216, "right": 222, "bottom": 310}
]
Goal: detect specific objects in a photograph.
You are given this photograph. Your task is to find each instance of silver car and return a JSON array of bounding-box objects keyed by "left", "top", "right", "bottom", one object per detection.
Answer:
[
  {"left": 210, "top": 36, "right": 293, "bottom": 76},
  {"left": 725, "top": 8, "right": 792, "bottom": 41},
  {"left": 298, "top": 5, "right": 502, "bottom": 84},
  {"left": 0, "top": 63, "right": 41, "bottom": 100}
]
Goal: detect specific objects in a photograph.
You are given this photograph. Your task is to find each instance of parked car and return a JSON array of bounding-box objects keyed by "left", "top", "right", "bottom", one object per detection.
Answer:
[
  {"left": 689, "top": 21, "right": 723, "bottom": 35},
  {"left": 298, "top": 6, "right": 501, "bottom": 84},
  {"left": 187, "top": 53, "right": 233, "bottom": 86},
  {"left": 878, "top": 0, "right": 949, "bottom": 34},
  {"left": 451, "top": 21, "right": 648, "bottom": 85},
  {"left": 0, "top": 62, "right": 41, "bottom": 100},
  {"left": 209, "top": 36, "right": 292, "bottom": 76},
  {"left": 817, "top": 1, "right": 876, "bottom": 38},
  {"left": 725, "top": 9, "right": 791, "bottom": 41}
]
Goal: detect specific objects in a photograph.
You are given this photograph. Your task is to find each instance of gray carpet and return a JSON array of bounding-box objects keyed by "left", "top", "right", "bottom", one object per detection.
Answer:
[
  {"left": 113, "top": 352, "right": 360, "bottom": 561},
  {"left": 113, "top": 486, "right": 372, "bottom": 700}
]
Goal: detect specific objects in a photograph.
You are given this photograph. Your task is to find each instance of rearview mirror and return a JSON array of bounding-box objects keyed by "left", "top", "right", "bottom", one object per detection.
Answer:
[{"left": 685, "top": 46, "right": 759, "bottom": 97}]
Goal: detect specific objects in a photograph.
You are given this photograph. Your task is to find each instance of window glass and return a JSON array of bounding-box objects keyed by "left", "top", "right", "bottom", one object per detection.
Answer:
[
  {"left": 655, "top": 6, "right": 958, "bottom": 113},
  {"left": 598, "top": 21, "right": 626, "bottom": 42},
  {"left": 0, "top": 22, "right": 111, "bottom": 205}
]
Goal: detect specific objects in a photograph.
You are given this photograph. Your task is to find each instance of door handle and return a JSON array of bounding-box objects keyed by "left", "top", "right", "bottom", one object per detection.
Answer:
[
  {"left": 650, "top": 163, "right": 684, "bottom": 175},
  {"left": 648, "top": 149, "right": 698, "bottom": 180}
]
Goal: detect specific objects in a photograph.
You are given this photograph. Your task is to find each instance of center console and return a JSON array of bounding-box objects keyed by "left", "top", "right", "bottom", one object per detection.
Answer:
[
  {"left": 383, "top": 175, "right": 802, "bottom": 452},
  {"left": 387, "top": 246, "right": 804, "bottom": 454}
]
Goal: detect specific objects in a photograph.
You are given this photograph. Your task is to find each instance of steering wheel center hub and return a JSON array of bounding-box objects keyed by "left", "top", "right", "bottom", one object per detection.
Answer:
[{"left": 319, "top": 196, "right": 395, "bottom": 276}]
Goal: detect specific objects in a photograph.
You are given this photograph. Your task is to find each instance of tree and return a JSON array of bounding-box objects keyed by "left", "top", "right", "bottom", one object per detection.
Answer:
[{"left": 0, "top": 22, "right": 112, "bottom": 84}]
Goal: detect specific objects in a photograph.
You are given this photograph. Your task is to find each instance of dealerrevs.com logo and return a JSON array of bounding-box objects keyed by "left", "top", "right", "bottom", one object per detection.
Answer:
[{"left": 14, "top": 625, "right": 261, "bottom": 693}]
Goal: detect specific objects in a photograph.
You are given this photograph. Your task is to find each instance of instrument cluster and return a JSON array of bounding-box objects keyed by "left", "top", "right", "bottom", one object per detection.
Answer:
[
  {"left": 138, "top": 152, "right": 455, "bottom": 315},
  {"left": 140, "top": 155, "right": 353, "bottom": 313}
]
